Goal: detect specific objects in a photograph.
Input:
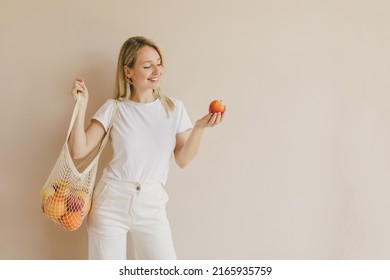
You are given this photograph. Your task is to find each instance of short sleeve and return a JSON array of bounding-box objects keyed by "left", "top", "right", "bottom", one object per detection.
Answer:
[
  {"left": 175, "top": 100, "right": 193, "bottom": 134},
  {"left": 91, "top": 99, "right": 116, "bottom": 132}
]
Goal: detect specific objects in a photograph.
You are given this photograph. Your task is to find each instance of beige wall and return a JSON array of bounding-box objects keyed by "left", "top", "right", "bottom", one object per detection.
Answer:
[{"left": 1, "top": 0, "right": 390, "bottom": 259}]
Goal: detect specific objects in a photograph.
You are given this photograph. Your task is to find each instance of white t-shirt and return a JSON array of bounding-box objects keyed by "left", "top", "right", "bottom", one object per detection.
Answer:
[{"left": 92, "top": 97, "right": 193, "bottom": 185}]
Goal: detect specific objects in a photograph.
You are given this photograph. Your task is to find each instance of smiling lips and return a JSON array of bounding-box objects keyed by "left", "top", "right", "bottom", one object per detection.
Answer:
[{"left": 149, "top": 77, "right": 160, "bottom": 82}]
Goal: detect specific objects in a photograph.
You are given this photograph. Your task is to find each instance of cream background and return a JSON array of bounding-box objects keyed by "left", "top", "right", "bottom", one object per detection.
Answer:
[{"left": 1, "top": 0, "right": 390, "bottom": 259}]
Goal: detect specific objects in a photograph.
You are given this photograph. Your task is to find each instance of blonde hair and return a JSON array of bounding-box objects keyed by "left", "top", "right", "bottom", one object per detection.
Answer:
[{"left": 113, "top": 36, "right": 175, "bottom": 116}]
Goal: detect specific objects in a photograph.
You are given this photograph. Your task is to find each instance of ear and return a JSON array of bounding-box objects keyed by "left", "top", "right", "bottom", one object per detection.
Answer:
[{"left": 123, "top": 66, "right": 133, "bottom": 78}]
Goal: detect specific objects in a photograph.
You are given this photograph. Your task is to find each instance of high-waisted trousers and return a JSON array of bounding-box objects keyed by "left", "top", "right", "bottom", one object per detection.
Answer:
[{"left": 87, "top": 177, "right": 177, "bottom": 260}]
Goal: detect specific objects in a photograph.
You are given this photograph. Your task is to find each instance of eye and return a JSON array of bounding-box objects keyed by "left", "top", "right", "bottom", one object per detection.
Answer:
[{"left": 143, "top": 65, "right": 152, "bottom": 69}]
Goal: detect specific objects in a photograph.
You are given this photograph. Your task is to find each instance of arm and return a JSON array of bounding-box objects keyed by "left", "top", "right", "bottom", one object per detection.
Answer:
[
  {"left": 174, "top": 112, "right": 224, "bottom": 168},
  {"left": 68, "top": 78, "right": 106, "bottom": 160}
]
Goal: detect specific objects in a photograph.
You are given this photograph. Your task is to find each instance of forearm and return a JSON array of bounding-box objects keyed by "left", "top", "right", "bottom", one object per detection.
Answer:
[{"left": 175, "top": 127, "right": 205, "bottom": 168}]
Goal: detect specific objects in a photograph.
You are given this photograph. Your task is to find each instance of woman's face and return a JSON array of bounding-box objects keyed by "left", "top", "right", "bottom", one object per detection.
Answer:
[{"left": 126, "top": 45, "right": 164, "bottom": 92}]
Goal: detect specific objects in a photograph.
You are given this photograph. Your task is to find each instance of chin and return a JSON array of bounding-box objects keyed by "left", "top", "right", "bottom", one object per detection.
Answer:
[{"left": 150, "top": 84, "right": 161, "bottom": 90}]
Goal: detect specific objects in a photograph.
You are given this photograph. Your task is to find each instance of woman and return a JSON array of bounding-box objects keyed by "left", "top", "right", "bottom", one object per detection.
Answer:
[{"left": 69, "top": 36, "right": 224, "bottom": 260}]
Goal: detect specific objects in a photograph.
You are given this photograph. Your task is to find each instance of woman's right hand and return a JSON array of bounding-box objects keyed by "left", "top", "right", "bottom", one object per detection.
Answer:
[{"left": 71, "top": 77, "right": 89, "bottom": 103}]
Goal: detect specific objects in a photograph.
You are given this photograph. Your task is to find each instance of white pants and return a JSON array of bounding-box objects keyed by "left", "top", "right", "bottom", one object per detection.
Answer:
[{"left": 87, "top": 177, "right": 177, "bottom": 260}]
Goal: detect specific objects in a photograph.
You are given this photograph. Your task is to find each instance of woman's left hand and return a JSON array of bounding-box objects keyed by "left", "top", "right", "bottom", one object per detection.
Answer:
[{"left": 194, "top": 112, "right": 225, "bottom": 128}]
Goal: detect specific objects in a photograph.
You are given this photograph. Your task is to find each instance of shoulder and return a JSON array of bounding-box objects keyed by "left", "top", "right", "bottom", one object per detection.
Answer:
[
  {"left": 98, "top": 98, "right": 119, "bottom": 110},
  {"left": 105, "top": 98, "right": 118, "bottom": 106},
  {"left": 98, "top": 98, "right": 116, "bottom": 107},
  {"left": 94, "top": 99, "right": 118, "bottom": 117}
]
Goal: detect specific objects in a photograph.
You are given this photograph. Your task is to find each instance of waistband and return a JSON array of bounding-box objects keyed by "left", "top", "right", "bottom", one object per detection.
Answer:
[{"left": 101, "top": 176, "right": 163, "bottom": 192}]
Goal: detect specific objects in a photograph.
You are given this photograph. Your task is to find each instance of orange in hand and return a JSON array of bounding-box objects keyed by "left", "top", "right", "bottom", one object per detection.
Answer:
[{"left": 209, "top": 100, "right": 226, "bottom": 113}]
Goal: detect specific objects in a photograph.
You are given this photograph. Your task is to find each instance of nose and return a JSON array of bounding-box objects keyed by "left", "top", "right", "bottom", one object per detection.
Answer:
[{"left": 152, "top": 64, "right": 162, "bottom": 75}]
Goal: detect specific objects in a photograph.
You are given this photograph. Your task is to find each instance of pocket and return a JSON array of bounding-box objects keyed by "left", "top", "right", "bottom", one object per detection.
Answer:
[{"left": 91, "top": 180, "right": 108, "bottom": 207}]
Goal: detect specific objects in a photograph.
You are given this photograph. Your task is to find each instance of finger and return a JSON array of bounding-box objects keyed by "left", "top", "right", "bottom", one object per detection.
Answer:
[
  {"left": 208, "top": 113, "right": 218, "bottom": 126},
  {"left": 71, "top": 91, "right": 80, "bottom": 100},
  {"left": 79, "top": 78, "right": 86, "bottom": 87},
  {"left": 74, "top": 78, "right": 86, "bottom": 90},
  {"left": 81, "top": 81, "right": 88, "bottom": 92},
  {"left": 82, "top": 81, "right": 87, "bottom": 91},
  {"left": 220, "top": 112, "right": 225, "bottom": 122},
  {"left": 214, "top": 112, "right": 222, "bottom": 125},
  {"left": 211, "top": 113, "right": 222, "bottom": 126},
  {"left": 71, "top": 91, "right": 78, "bottom": 101},
  {"left": 75, "top": 77, "right": 84, "bottom": 83},
  {"left": 71, "top": 86, "right": 79, "bottom": 95},
  {"left": 74, "top": 83, "right": 84, "bottom": 93}
]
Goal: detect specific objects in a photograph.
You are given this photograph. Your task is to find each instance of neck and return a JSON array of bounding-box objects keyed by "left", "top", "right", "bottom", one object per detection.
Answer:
[{"left": 131, "top": 89, "right": 157, "bottom": 103}]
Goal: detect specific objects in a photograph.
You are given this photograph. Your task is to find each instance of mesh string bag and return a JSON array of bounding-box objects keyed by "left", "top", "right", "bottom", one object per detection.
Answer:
[{"left": 40, "top": 97, "right": 117, "bottom": 231}]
